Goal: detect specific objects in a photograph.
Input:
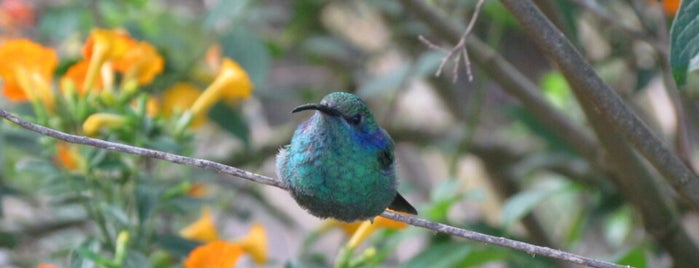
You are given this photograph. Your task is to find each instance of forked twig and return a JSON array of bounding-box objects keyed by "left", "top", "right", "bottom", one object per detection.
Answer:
[{"left": 419, "top": 0, "right": 485, "bottom": 82}]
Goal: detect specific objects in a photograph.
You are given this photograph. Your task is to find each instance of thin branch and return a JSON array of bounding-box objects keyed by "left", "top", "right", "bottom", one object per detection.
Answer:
[
  {"left": 499, "top": 0, "right": 699, "bottom": 211},
  {"left": 0, "top": 109, "right": 626, "bottom": 268},
  {"left": 418, "top": 0, "right": 484, "bottom": 82},
  {"left": 381, "top": 211, "right": 626, "bottom": 268}
]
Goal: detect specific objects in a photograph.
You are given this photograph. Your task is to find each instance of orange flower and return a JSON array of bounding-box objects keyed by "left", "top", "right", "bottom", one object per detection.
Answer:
[
  {"left": 113, "top": 41, "right": 164, "bottom": 85},
  {"left": 81, "top": 29, "right": 135, "bottom": 91},
  {"left": 55, "top": 142, "right": 85, "bottom": 171},
  {"left": 184, "top": 240, "right": 243, "bottom": 268},
  {"left": 61, "top": 60, "right": 103, "bottom": 95},
  {"left": 187, "top": 182, "right": 209, "bottom": 198},
  {"left": 205, "top": 43, "right": 222, "bottom": 71},
  {"left": 0, "top": 39, "right": 57, "bottom": 109},
  {"left": 234, "top": 223, "right": 268, "bottom": 265},
  {"left": 180, "top": 207, "right": 219, "bottom": 242},
  {"left": 662, "top": 0, "right": 680, "bottom": 16},
  {"left": 37, "top": 264, "right": 57, "bottom": 268}
]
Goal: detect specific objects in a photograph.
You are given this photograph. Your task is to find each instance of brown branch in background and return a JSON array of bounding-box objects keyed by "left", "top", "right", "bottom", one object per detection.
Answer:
[
  {"left": 573, "top": 0, "right": 696, "bottom": 172},
  {"left": 569, "top": 0, "right": 666, "bottom": 52},
  {"left": 495, "top": 1, "right": 699, "bottom": 265},
  {"left": 418, "top": 0, "right": 485, "bottom": 82},
  {"left": 395, "top": 0, "right": 699, "bottom": 266},
  {"left": 400, "top": 0, "right": 599, "bottom": 160},
  {"left": 0, "top": 109, "right": 626, "bottom": 268},
  {"left": 498, "top": 0, "right": 699, "bottom": 211}
]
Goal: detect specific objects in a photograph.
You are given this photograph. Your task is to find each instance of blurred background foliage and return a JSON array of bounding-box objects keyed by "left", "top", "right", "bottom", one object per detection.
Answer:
[{"left": 0, "top": 0, "right": 697, "bottom": 267}]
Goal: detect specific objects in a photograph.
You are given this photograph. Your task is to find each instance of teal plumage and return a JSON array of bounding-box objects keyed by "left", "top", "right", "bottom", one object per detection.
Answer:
[{"left": 276, "top": 92, "right": 417, "bottom": 222}]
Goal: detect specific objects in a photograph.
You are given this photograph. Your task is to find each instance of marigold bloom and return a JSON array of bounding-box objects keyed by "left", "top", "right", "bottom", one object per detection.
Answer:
[
  {"left": 189, "top": 58, "right": 253, "bottom": 117},
  {"left": 234, "top": 223, "right": 268, "bottom": 265},
  {"left": 662, "top": 0, "right": 680, "bottom": 16},
  {"left": 62, "top": 60, "right": 103, "bottom": 95},
  {"left": 82, "top": 29, "right": 135, "bottom": 91},
  {"left": 180, "top": 207, "right": 219, "bottom": 242},
  {"left": 184, "top": 240, "right": 243, "bottom": 268},
  {"left": 113, "top": 41, "right": 164, "bottom": 85},
  {"left": 82, "top": 113, "right": 127, "bottom": 136},
  {"left": 0, "top": 39, "right": 57, "bottom": 108},
  {"left": 55, "top": 142, "right": 85, "bottom": 171}
]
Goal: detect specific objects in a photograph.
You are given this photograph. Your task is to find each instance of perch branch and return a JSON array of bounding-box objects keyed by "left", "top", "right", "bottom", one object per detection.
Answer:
[{"left": 0, "top": 109, "right": 625, "bottom": 268}]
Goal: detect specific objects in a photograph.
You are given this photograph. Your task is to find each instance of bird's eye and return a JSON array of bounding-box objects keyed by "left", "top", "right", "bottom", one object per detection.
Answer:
[{"left": 348, "top": 114, "right": 362, "bottom": 125}]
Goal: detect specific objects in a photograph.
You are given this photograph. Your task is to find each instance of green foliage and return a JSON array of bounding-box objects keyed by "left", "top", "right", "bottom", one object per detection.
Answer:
[{"left": 670, "top": 0, "right": 699, "bottom": 88}]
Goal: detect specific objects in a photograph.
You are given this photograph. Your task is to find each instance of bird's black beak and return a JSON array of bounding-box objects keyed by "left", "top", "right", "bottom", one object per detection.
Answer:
[{"left": 292, "top": 103, "right": 342, "bottom": 117}]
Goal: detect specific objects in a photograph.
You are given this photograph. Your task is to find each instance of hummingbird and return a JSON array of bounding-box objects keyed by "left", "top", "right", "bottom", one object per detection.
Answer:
[{"left": 276, "top": 92, "right": 417, "bottom": 222}]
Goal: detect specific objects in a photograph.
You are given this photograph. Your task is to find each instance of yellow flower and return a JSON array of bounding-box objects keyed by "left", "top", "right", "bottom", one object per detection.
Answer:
[
  {"left": 189, "top": 58, "right": 253, "bottom": 117},
  {"left": 54, "top": 142, "right": 85, "bottom": 171},
  {"left": 162, "top": 82, "right": 206, "bottom": 127},
  {"left": 180, "top": 207, "right": 219, "bottom": 243},
  {"left": 234, "top": 223, "right": 267, "bottom": 265},
  {"left": 113, "top": 40, "right": 164, "bottom": 85},
  {"left": 82, "top": 113, "right": 127, "bottom": 136},
  {"left": 82, "top": 29, "right": 135, "bottom": 91},
  {"left": 145, "top": 96, "right": 159, "bottom": 117},
  {"left": 184, "top": 240, "right": 243, "bottom": 268},
  {"left": 341, "top": 216, "right": 408, "bottom": 249},
  {"left": 0, "top": 39, "right": 57, "bottom": 109}
]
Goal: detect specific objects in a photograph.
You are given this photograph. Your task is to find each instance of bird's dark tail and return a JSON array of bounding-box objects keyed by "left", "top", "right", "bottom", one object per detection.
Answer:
[{"left": 388, "top": 193, "right": 417, "bottom": 215}]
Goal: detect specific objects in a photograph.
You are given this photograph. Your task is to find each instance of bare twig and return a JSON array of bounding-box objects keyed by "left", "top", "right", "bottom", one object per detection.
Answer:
[
  {"left": 0, "top": 109, "right": 625, "bottom": 268},
  {"left": 418, "top": 0, "right": 484, "bottom": 82}
]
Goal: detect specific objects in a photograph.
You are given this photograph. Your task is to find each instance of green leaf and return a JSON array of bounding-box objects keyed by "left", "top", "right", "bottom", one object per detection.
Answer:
[
  {"left": 208, "top": 103, "right": 250, "bottom": 145},
  {"left": 405, "top": 241, "right": 472, "bottom": 268},
  {"left": 220, "top": 28, "right": 270, "bottom": 91},
  {"left": 101, "top": 203, "right": 130, "bottom": 227},
  {"left": 136, "top": 183, "right": 160, "bottom": 224},
  {"left": 613, "top": 246, "right": 647, "bottom": 268},
  {"left": 123, "top": 251, "right": 152, "bottom": 268},
  {"left": 413, "top": 51, "right": 443, "bottom": 77},
  {"left": 670, "top": 0, "right": 699, "bottom": 88},
  {"left": 204, "top": 0, "right": 250, "bottom": 29},
  {"left": 15, "top": 158, "right": 57, "bottom": 175},
  {"left": 155, "top": 235, "right": 201, "bottom": 258},
  {"left": 604, "top": 206, "right": 633, "bottom": 247},
  {"left": 501, "top": 180, "right": 571, "bottom": 228},
  {"left": 425, "top": 180, "right": 466, "bottom": 221}
]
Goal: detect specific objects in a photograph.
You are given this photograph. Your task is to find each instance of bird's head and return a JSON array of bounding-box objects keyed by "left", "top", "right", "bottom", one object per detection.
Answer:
[{"left": 292, "top": 92, "right": 379, "bottom": 133}]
